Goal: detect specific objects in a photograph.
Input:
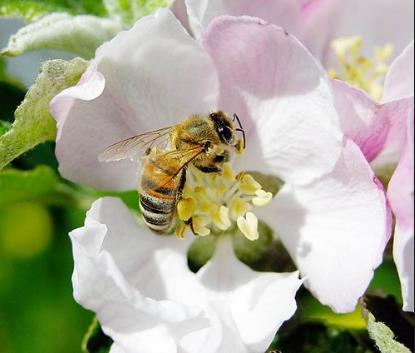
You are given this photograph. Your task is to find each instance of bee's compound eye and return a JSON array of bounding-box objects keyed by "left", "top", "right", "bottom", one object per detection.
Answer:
[
  {"left": 219, "top": 126, "right": 233, "bottom": 144},
  {"left": 210, "top": 113, "right": 218, "bottom": 120}
]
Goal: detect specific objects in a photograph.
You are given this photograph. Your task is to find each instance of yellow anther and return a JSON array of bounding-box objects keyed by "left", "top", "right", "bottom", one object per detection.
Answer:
[
  {"left": 330, "top": 35, "right": 394, "bottom": 101},
  {"left": 216, "top": 185, "right": 227, "bottom": 198},
  {"left": 223, "top": 163, "right": 234, "bottom": 181},
  {"left": 375, "top": 44, "right": 394, "bottom": 61},
  {"left": 175, "top": 222, "right": 187, "bottom": 239},
  {"left": 239, "top": 174, "right": 262, "bottom": 195},
  {"left": 177, "top": 198, "right": 196, "bottom": 221},
  {"left": 252, "top": 189, "right": 273, "bottom": 206},
  {"left": 237, "top": 212, "right": 259, "bottom": 241},
  {"left": 192, "top": 216, "right": 210, "bottom": 236},
  {"left": 332, "top": 36, "right": 362, "bottom": 58},
  {"left": 176, "top": 161, "right": 275, "bottom": 239},
  {"left": 230, "top": 197, "right": 252, "bottom": 218},
  {"left": 211, "top": 205, "right": 231, "bottom": 230}
]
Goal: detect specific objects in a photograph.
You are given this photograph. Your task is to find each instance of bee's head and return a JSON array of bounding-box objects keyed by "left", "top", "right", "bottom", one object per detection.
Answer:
[{"left": 209, "top": 111, "right": 235, "bottom": 145}]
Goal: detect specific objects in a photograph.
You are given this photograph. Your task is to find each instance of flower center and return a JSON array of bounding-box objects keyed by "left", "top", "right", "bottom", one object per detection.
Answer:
[
  {"left": 329, "top": 36, "right": 394, "bottom": 100},
  {"left": 175, "top": 162, "right": 273, "bottom": 241}
]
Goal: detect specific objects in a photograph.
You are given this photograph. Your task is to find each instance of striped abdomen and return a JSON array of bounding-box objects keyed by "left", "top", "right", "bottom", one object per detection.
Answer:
[{"left": 139, "top": 158, "right": 186, "bottom": 233}]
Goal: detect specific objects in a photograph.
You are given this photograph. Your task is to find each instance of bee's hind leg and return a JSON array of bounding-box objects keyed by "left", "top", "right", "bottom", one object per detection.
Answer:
[{"left": 185, "top": 217, "right": 198, "bottom": 236}]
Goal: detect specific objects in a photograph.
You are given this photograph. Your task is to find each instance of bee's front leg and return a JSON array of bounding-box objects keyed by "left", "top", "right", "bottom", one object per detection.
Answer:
[{"left": 195, "top": 165, "right": 222, "bottom": 174}]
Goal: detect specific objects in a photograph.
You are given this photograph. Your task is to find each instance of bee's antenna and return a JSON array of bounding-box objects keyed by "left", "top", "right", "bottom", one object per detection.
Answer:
[{"left": 233, "top": 113, "right": 246, "bottom": 149}]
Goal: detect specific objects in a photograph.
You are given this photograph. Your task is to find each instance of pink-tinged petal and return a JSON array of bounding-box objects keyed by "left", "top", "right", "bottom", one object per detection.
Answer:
[
  {"left": 71, "top": 197, "right": 209, "bottom": 353},
  {"left": 259, "top": 140, "right": 390, "bottom": 313},
  {"left": 383, "top": 41, "right": 414, "bottom": 103},
  {"left": 179, "top": 237, "right": 301, "bottom": 353},
  {"left": 170, "top": 0, "right": 191, "bottom": 33},
  {"left": 299, "top": 0, "right": 338, "bottom": 63},
  {"left": 331, "top": 79, "right": 411, "bottom": 162},
  {"left": 389, "top": 112, "right": 414, "bottom": 312},
  {"left": 202, "top": 16, "right": 342, "bottom": 185},
  {"left": 51, "top": 9, "right": 219, "bottom": 190},
  {"left": 186, "top": 0, "right": 301, "bottom": 38},
  {"left": 300, "top": 0, "right": 414, "bottom": 65},
  {"left": 371, "top": 97, "right": 414, "bottom": 167}
]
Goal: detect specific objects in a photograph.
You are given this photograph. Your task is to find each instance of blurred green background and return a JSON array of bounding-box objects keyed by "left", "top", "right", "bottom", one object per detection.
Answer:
[{"left": 0, "top": 17, "right": 413, "bottom": 353}]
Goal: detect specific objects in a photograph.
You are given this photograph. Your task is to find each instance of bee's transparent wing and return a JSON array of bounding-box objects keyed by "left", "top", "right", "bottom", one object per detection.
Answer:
[
  {"left": 146, "top": 145, "right": 206, "bottom": 189},
  {"left": 98, "top": 127, "right": 173, "bottom": 162}
]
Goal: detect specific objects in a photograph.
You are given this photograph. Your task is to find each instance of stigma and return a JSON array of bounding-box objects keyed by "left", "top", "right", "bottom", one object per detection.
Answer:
[
  {"left": 329, "top": 36, "right": 394, "bottom": 100},
  {"left": 175, "top": 163, "right": 273, "bottom": 241}
]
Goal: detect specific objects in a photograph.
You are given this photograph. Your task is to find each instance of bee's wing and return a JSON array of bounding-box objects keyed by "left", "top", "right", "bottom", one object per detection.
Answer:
[
  {"left": 148, "top": 145, "right": 206, "bottom": 189},
  {"left": 98, "top": 126, "right": 173, "bottom": 162}
]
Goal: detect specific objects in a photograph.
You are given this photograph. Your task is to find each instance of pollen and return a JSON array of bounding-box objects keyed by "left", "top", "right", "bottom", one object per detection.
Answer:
[
  {"left": 175, "top": 162, "right": 273, "bottom": 241},
  {"left": 329, "top": 36, "right": 394, "bottom": 101}
]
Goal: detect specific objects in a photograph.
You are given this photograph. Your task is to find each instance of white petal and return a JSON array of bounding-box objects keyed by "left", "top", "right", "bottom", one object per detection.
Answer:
[
  {"left": 259, "top": 140, "right": 391, "bottom": 313},
  {"left": 51, "top": 9, "right": 219, "bottom": 190},
  {"left": 202, "top": 16, "right": 342, "bottom": 185},
  {"left": 71, "top": 197, "right": 208, "bottom": 352},
  {"left": 383, "top": 41, "right": 414, "bottom": 103},
  {"left": 190, "top": 237, "right": 302, "bottom": 352}
]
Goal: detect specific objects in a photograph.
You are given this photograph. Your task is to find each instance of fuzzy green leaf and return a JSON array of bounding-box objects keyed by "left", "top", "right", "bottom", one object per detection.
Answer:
[
  {"left": 0, "top": 0, "right": 107, "bottom": 21},
  {"left": 1, "top": 13, "right": 122, "bottom": 58},
  {"left": 0, "top": 57, "right": 89, "bottom": 170},
  {"left": 363, "top": 309, "right": 411, "bottom": 353},
  {"left": 103, "top": 0, "right": 172, "bottom": 24}
]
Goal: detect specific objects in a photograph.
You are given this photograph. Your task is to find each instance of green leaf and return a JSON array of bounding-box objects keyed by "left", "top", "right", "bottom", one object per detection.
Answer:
[
  {"left": 0, "top": 57, "right": 89, "bottom": 170},
  {"left": 0, "top": 0, "right": 108, "bottom": 21},
  {"left": 82, "top": 317, "right": 112, "bottom": 353},
  {"left": 369, "top": 257, "right": 403, "bottom": 302},
  {"left": 0, "top": 202, "right": 53, "bottom": 259},
  {"left": 299, "top": 294, "right": 366, "bottom": 330},
  {"left": 0, "top": 121, "right": 11, "bottom": 136},
  {"left": 103, "top": 0, "right": 172, "bottom": 25},
  {"left": 0, "top": 166, "right": 59, "bottom": 206},
  {"left": 1, "top": 13, "right": 122, "bottom": 58},
  {"left": 362, "top": 301, "right": 412, "bottom": 353}
]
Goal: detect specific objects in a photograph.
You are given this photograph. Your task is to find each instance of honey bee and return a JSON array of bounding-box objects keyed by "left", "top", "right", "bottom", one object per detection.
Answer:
[{"left": 98, "top": 111, "right": 245, "bottom": 233}]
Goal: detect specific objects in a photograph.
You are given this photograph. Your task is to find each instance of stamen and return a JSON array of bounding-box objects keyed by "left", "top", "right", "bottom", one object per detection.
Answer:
[
  {"left": 237, "top": 212, "right": 259, "bottom": 241},
  {"left": 175, "top": 162, "right": 274, "bottom": 241},
  {"left": 329, "top": 36, "right": 394, "bottom": 101}
]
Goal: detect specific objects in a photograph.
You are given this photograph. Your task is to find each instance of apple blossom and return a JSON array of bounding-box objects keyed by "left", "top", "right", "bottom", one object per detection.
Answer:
[
  {"left": 50, "top": 8, "right": 389, "bottom": 318},
  {"left": 171, "top": 0, "right": 413, "bottom": 102}
]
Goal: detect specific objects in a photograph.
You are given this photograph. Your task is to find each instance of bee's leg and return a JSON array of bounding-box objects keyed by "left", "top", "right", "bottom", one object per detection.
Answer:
[
  {"left": 176, "top": 169, "right": 187, "bottom": 203},
  {"left": 196, "top": 165, "right": 222, "bottom": 174},
  {"left": 185, "top": 217, "right": 197, "bottom": 235}
]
